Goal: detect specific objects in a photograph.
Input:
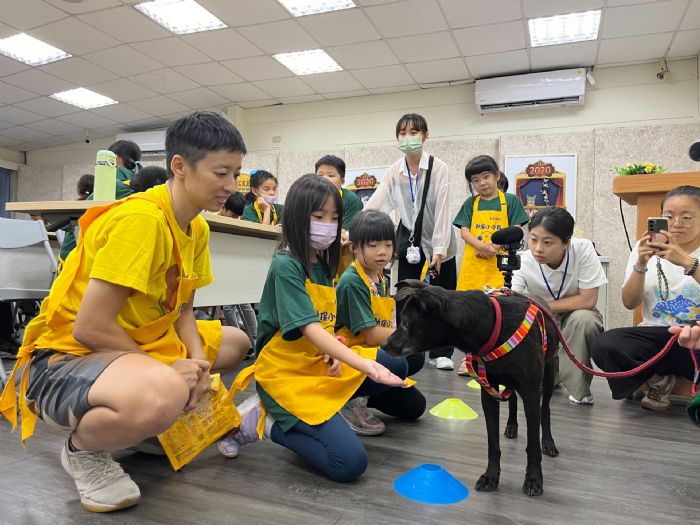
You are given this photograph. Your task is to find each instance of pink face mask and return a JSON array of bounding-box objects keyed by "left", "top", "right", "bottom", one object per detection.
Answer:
[{"left": 310, "top": 220, "right": 338, "bottom": 250}]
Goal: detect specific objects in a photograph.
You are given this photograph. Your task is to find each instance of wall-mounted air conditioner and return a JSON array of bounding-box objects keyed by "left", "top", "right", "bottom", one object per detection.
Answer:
[
  {"left": 474, "top": 68, "right": 586, "bottom": 114},
  {"left": 116, "top": 130, "right": 166, "bottom": 156}
]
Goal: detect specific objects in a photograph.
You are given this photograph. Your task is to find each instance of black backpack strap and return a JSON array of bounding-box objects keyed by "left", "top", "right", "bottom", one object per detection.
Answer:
[{"left": 410, "top": 155, "right": 434, "bottom": 248}]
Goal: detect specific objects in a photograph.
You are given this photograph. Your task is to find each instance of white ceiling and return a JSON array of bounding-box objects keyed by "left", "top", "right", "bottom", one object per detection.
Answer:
[{"left": 0, "top": 0, "right": 698, "bottom": 151}]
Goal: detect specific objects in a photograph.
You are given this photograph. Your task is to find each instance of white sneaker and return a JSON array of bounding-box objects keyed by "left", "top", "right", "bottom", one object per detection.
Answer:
[
  {"left": 61, "top": 438, "right": 141, "bottom": 513},
  {"left": 429, "top": 356, "right": 454, "bottom": 370},
  {"left": 568, "top": 394, "right": 594, "bottom": 405}
]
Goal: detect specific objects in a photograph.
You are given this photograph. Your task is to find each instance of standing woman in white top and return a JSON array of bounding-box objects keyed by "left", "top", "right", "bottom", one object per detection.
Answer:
[
  {"left": 365, "top": 113, "right": 457, "bottom": 369},
  {"left": 512, "top": 207, "right": 607, "bottom": 404},
  {"left": 591, "top": 185, "right": 700, "bottom": 411}
]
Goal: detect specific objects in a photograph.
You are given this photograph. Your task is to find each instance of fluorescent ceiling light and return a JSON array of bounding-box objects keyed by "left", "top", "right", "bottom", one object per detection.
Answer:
[
  {"left": 50, "top": 88, "right": 118, "bottom": 109},
  {"left": 528, "top": 10, "right": 601, "bottom": 47},
  {"left": 274, "top": 49, "right": 342, "bottom": 75},
  {"left": 0, "top": 33, "right": 71, "bottom": 66},
  {"left": 278, "top": 0, "right": 355, "bottom": 17},
  {"left": 135, "top": 0, "right": 226, "bottom": 35}
]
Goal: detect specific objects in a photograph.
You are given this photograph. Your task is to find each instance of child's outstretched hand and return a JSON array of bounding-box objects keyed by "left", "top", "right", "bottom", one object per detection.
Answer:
[{"left": 360, "top": 359, "right": 407, "bottom": 387}]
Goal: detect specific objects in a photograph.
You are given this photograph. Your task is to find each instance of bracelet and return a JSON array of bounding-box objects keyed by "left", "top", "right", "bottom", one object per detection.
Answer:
[
  {"left": 684, "top": 257, "right": 699, "bottom": 276},
  {"left": 632, "top": 264, "right": 648, "bottom": 274}
]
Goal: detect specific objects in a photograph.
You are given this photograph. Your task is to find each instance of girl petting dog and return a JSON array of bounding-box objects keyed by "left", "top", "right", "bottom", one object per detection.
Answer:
[
  {"left": 219, "top": 175, "right": 423, "bottom": 482},
  {"left": 335, "top": 210, "right": 426, "bottom": 435}
]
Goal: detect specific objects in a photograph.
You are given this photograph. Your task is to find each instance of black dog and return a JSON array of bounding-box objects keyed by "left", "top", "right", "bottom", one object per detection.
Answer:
[{"left": 383, "top": 280, "right": 559, "bottom": 496}]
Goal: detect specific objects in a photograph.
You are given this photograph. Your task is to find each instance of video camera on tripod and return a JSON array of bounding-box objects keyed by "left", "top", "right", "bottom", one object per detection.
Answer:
[{"left": 492, "top": 226, "right": 524, "bottom": 289}]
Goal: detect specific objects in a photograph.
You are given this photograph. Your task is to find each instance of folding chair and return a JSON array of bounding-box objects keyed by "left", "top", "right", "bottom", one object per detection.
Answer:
[{"left": 0, "top": 218, "right": 58, "bottom": 384}]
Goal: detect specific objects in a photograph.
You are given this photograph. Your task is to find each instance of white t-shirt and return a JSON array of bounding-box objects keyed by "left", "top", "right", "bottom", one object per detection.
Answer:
[
  {"left": 623, "top": 241, "right": 700, "bottom": 326},
  {"left": 512, "top": 238, "right": 607, "bottom": 304},
  {"left": 364, "top": 151, "right": 457, "bottom": 260}
]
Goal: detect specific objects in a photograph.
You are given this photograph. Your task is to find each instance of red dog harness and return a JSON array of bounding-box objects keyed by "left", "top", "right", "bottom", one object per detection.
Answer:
[{"left": 463, "top": 291, "right": 548, "bottom": 401}]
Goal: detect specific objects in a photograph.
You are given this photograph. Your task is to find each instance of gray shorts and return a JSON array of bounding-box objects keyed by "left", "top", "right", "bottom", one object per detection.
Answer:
[{"left": 23, "top": 350, "right": 130, "bottom": 432}]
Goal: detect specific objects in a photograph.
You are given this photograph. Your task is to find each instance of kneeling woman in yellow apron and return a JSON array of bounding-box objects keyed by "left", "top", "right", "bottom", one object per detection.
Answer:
[
  {"left": 335, "top": 210, "right": 426, "bottom": 436},
  {"left": 221, "top": 175, "right": 408, "bottom": 482}
]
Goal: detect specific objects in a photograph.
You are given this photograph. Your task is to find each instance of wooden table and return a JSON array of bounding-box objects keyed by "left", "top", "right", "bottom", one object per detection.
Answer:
[{"left": 6, "top": 201, "right": 281, "bottom": 307}]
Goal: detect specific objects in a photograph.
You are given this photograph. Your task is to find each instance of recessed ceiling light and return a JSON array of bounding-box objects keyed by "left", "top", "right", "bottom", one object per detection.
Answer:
[
  {"left": 0, "top": 33, "right": 71, "bottom": 66},
  {"left": 278, "top": 0, "right": 355, "bottom": 17},
  {"left": 135, "top": 0, "right": 227, "bottom": 35},
  {"left": 50, "top": 88, "right": 118, "bottom": 109},
  {"left": 273, "top": 49, "right": 343, "bottom": 75},
  {"left": 528, "top": 10, "right": 601, "bottom": 47}
]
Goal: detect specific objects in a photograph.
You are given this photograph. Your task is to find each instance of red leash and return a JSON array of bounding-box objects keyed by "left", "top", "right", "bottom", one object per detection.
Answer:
[{"left": 496, "top": 289, "right": 699, "bottom": 394}]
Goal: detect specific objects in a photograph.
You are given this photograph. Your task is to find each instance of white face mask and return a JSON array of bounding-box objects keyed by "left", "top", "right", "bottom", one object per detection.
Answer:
[{"left": 310, "top": 220, "right": 338, "bottom": 250}]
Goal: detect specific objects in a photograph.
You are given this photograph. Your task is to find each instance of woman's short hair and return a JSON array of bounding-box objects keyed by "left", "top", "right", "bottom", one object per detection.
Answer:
[
  {"left": 528, "top": 207, "right": 575, "bottom": 243},
  {"left": 395, "top": 113, "right": 428, "bottom": 138},
  {"left": 661, "top": 185, "right": 700, "bottom": 209}
]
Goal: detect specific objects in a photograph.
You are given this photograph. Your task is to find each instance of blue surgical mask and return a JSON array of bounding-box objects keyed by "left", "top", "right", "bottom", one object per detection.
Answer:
[
  {"left": 310, "top": 220, "right": 338, "bottom": 251},
  {"left": 263, "top": 194, "right": 277, "bottom": 205}
]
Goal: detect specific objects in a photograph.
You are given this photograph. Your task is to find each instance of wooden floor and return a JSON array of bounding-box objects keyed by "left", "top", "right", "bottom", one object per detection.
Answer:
[{"left": 1, "top": 356, "right": 698, "bottom": 525}]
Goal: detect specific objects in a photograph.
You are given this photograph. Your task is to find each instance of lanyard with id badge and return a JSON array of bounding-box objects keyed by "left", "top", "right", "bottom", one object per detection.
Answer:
[{"left": 404, "top": 156, "right": 434, "bottom": 264}]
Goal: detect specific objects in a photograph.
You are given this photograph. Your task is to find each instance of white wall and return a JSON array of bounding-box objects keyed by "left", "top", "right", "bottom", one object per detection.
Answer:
[{"left": 237, "top": 59, "right": 699, "bottom": 153}]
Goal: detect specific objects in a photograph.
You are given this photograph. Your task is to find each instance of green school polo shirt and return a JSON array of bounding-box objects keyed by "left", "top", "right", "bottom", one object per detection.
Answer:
[
  {"left": 255, "top": 251, "right": 332, "bottom": 431},
  {"left": 453, "top": 192, "right": 530, "bottom": 230},
  {"left": 341, "top": 188, "right": 363, "bottom": 230},
  {"left": 335, "top": 264, "right": 386, "bottom": 335},
  {"left": 241, "top": 202, "right": 284, "bottom": 224}
]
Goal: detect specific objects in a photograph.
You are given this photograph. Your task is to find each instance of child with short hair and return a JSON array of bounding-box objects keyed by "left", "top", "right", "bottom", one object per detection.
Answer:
[
  {"left": 77, "top": 174, "right": 94, "bottom": 200},
  {"left": 241, "top": 170, "right": 283, "bottom": 225},
  {"left": 0, "top": 111, "right": 251, "bottom": 512},
  {"left": 220, "top": 192, "right": 245, "bottom": 219},
  {"left": 335, "top": 210, "right": 425, "bottom": 435},
  {"left": 129, "top": 165, "right": 167, "bottom": 193},
  {"left": 218, "top": 175, "right": 416, "bottom": 482}
]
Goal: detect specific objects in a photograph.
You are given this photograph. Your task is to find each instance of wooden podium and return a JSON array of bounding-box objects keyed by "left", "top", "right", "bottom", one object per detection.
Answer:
[{"left": 613, "top": 172, "right": 700, "bottom": 398}]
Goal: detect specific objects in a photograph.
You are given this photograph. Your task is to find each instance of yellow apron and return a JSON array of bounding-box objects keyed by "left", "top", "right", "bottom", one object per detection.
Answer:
[
  {"left": 457, "top": 191, "right": 508, "bottom": 291},
  {"left": 231, "top": 279, "right": 376, "bottom": 434},
  {"left": 254, "top": 201, "right": 279, "bottom": 225},
  {"left": 336, "top": 262, "right": 394, "bottom": 348},
  {"left": 0, "top": 192, "right": 211, "bottom": 443}
]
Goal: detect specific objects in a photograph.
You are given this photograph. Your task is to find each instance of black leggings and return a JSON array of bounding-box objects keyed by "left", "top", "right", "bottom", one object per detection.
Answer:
[
  {"left": 397, "top": 254, "right": 456, "bottom": 359},
  {"left": 590, "top": 326, "right": 695, "bottom": 399}
]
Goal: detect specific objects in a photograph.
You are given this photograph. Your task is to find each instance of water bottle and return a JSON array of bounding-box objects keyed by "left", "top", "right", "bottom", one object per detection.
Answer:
[{"left": 93, "top": 149, "right": 117, "bottom": 201}]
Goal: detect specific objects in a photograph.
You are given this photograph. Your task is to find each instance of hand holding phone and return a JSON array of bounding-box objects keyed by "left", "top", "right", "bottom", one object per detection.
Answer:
[{"left": 647, "top": 217, "right": 669, "bottom": 245}]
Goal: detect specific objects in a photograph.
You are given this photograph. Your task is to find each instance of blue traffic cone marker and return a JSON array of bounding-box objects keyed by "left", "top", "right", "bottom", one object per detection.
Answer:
[
  {"left": 429, "top": 398, "right": 478, "bottom": 420},
  {"left": 394, "top": 464, "right": 469, "bottom": 504}
]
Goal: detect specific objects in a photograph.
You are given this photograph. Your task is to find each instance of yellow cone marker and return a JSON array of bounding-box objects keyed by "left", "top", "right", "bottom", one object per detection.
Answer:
[
  {"left": 429, "top": 398, "right": 478, "bottom": 420},
  {"left": 467, "top": 379, "right": 506, "bottom": 391}
]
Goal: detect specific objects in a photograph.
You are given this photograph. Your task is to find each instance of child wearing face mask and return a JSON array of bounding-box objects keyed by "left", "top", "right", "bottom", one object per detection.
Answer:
[
  {"left": 242, "top": 169, "right": 283, "bottom": 225},
  {"left": 217, "top": 175, "right": 411, "bottom": 483},
  {"left": 365, "top": 113, "right": 458, "bottom": 370},
  {"left": 334, "top": 210, "right": 426, "bottom": 436}
]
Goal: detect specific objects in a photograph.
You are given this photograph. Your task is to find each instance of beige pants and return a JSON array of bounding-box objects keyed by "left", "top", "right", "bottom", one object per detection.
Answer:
[{"left": 556, "top": 309, "right": 604, "bottom": 400}]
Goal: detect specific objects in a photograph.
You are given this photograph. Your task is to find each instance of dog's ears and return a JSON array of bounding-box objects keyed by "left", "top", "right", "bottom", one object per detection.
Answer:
[
  {"left": 395, "top": 279, "right": 428, "bottom": 304},
  {"left": 396, "top": 282, "right": 448, "bottom": 318}
]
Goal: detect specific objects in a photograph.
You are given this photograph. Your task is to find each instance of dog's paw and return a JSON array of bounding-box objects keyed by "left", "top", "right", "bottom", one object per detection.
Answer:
[
  {"left": 522, "top": 478, "right": 543, "bottom": 497},
  {"left": 475, "top": 473, "right": 499, "bottom": 492},
  {"left": 504, "top": 424, "right": 518, "bottom": 439},
  {"left": 542, "top": 439, "right": 559, "bottom": 457}
]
